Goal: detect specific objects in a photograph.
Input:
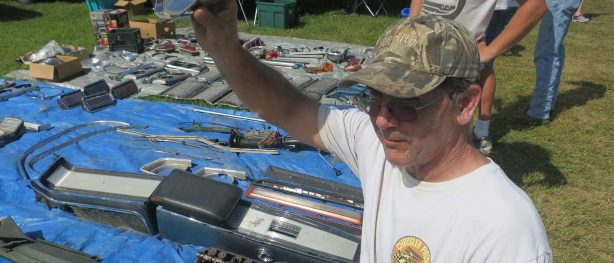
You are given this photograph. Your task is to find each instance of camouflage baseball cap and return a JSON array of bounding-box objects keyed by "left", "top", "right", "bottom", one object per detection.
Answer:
[{"left": 338, "top": 15, "right": 480, "bottom": 98}]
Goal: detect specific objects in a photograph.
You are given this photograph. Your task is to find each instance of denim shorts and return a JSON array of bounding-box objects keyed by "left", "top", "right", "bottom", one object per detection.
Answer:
[{"left": 484, "top": 7, "right": 518, "bottom": 68}]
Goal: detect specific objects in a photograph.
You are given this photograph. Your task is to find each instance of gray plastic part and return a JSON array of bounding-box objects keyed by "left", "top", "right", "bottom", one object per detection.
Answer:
[
  {"left": 301, "top": 78, "right": 338, "bottom": 100},
  {"left": 195, "top": 67, "right": 222, "bottom": 84},
  {"left": 190, "top": 82, "right": 231, "bottom": 104},
  {"left": 161, "top": 79, "right": 206, "bottom": 99},
  {"left": 139, "top": 158, "right": 192, "bottom": 176},
  {"left": 289, "top": 76, "right": 316, "bottom": 90},
  {"left": 156, "top": 203, "right": 360, "bottom": 263},
  {"left": 215, "top": 92, "right": 243, "bottom": 107},
  {"left": 23, "top": 121, "right": 52, "bottom": 132},
  {"left": 0, "top": 216, "right": 100, "bottom": 263},
  {"left": 30, "top": 157, "right": 163, "bottom": 234}
]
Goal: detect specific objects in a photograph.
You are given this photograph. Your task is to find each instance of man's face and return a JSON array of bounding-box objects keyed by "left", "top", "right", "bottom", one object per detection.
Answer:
[{"left": 364, "top": 88, "right": 456, "bottom": 168}]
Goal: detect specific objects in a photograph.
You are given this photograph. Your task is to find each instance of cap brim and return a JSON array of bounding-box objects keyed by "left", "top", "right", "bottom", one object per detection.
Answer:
[{"left": 338, "top": 62, "right": 446, "bottom": 99}]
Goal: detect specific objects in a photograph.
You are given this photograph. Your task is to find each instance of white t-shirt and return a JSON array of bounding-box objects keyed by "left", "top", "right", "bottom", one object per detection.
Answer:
[
  {"left": 496, "top": 0, "right": 519, "bottom": 10},
  {"left": 318, "top": 105, "right": 552, "bottom": 263},
  {"left": 419, "top": 0, "right": 497, "bottom": 40}
]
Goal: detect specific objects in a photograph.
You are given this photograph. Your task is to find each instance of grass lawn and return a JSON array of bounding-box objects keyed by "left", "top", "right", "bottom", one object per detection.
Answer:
[{"left": 1, "top": 0, "right": 612, "bottom": 261}]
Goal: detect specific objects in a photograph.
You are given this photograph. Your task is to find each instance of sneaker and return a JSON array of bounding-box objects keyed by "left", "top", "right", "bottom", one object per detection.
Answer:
[
  {"left": 473, "top": 135, "right": 493, "bottom": 155},
  {"left": 573, "top": 15, "right": 590, "bottom": 23}
]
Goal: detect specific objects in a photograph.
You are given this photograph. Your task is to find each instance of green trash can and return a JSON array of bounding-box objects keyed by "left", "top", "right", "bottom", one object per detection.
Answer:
[{"left": 256, "top": 0, "right": 297, "bottom": 29}]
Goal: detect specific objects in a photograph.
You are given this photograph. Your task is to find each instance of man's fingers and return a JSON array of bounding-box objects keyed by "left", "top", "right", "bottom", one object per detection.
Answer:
[{"left": 192, "top": 7, "right": 207, "bottom": 25}]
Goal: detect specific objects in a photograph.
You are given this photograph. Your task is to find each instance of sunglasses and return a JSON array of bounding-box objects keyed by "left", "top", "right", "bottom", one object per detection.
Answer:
[{"left": 353, "top": 88, "right": 446, "bottom": 122}]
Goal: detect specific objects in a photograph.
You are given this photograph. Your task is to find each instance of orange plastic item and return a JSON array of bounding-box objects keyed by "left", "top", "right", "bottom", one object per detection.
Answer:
[{"left": 304, "top": 62, "right": 333, "bottom": 74}]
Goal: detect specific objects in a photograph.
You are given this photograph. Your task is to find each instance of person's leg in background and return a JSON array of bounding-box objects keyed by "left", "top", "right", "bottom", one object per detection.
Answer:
[
  {"left": 528, "top": 0, "right": 581, "bottom": 122},
  {"left": 474, "top": 7, "right": 517, "bottom": 155},
  {"left": 573, "top": 0, "right": 589, "bottom": 22}
]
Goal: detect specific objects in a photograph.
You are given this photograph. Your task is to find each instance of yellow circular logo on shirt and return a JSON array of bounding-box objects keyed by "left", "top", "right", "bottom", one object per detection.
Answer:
[{"left": 392, "top": 236, "right": 431, "bottom": 263}]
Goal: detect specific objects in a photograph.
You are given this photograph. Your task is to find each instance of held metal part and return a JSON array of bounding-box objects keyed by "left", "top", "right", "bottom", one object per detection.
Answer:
[
  {"left": 154, "top": 0, "right": 222, "bottom": 20},
  {"left": 0, "top": 216, "right": 100, "bottom": 263}
]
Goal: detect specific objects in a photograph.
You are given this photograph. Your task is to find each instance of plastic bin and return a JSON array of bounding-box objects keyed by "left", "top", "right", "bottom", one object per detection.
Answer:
[
  {"left": 256, "top": 0, "right": 297, "bottom": 29},
  {"left": 85, "top": 0, "right": 117, "bottom": 12}
]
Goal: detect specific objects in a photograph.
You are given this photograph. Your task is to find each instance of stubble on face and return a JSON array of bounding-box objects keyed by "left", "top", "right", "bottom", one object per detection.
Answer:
[{"left": 371, "top": 92, "right": 449, "bottom": 169}]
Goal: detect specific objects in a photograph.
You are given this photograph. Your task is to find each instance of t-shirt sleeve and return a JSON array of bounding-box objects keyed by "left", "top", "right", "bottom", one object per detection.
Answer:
[{"left": 317, "top": 105, "right": 373, "bottom": 177}]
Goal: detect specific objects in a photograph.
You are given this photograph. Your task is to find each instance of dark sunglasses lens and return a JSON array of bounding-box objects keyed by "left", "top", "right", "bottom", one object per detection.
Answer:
[{"left": 389, "top": 103, "right": 418, "bottom": 121}]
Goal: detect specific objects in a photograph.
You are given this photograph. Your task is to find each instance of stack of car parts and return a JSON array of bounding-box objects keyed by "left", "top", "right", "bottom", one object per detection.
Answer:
[{"left": 28, "top": 158, "right": 361, "bottom": 262}]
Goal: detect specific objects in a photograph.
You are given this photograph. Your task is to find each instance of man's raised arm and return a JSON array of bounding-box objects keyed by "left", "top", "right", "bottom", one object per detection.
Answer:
[
  {"left": 191, "top": 1, "right": 325, "bottom": 150},
  {"left": 479, "top": 0, "right": 547, "bottom": 63}
]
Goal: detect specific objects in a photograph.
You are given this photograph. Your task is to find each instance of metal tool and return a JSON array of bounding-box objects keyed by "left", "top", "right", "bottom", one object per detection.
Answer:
[
  {"left": 177, "top": 106, "right": 267, "bottom": 123},
  {"left": 165, "top": 60, "right": 206, "bottom": 74}
]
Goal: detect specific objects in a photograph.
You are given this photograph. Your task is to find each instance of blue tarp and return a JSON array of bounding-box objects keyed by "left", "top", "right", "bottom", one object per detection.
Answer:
[{"left": 0, "top": 80, "right": 360, "bottom": 262}]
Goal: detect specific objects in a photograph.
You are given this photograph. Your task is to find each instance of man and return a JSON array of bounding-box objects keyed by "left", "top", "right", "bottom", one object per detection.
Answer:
[
  {"left": 411, "top": 0, "right": 546, "bottom": 154},
  {"left": 528, "top": 0, "right": 581, "bottom": 123},
  {"left": 192, "top": 4, "right": 551, "bottom": 262}
]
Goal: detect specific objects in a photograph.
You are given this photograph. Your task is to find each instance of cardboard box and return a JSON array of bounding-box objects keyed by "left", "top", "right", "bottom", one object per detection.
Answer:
[
  {"left": 115, "top": 0, "right": 146, "bottom": 16},
  {"left": 29, "top": 55, "right": 83, "bottom": 82},
  {"left": 61, "top": 44, "right": 90, "bottom": 61},
  {"left": 17, "top": 44, "right": 89, "bottom": 65},
  {"left": 90, "top": 9, "right": 130, "bottom": 46},
  {"left": 130, "top": 19, "right": 176, "bottom": 39}
]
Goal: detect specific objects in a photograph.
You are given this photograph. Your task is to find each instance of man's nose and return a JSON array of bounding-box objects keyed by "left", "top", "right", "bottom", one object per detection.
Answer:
[{"left": 374, "top": 103, "right": 399, "bottom": 129}]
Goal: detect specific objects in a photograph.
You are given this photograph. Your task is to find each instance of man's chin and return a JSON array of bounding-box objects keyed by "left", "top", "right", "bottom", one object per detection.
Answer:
[{"left": 383, "top": 149, "right": 411, "bottom": 167}]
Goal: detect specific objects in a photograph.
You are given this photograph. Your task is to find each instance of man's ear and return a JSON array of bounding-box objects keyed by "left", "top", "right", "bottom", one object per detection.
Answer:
[{"left": 456, "top": 84, "right": 481, "bottom": 125}]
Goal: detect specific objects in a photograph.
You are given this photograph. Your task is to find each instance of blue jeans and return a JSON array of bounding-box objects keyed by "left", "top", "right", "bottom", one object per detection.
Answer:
[{"left": 528, "top": 0, "right": 581, "bottom": 120}]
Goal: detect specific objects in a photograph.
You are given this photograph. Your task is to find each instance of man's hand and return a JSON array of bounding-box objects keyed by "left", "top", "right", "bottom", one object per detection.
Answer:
[
  {"left": 191, "top": 0, "right": 240, "bottom": 57},
  {"left": 477, "top": 40, "right": 496, "bottom": 64}
]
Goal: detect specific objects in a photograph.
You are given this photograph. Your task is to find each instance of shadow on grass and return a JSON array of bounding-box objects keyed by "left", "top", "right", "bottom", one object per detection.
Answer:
[
  {"left": 583, "top": 13, "right": 604, "bottom": 20},
  {"left": 488, "top": 81, "right": 606, "bottom": 187},
  {"left": 491, "top": 80, "right": 607, "bottom": 140},
  {"left": 491, "top": 141, "right": 566, "bottom": 187},
  {"left": 502, "top": 44, "right": 526, "bottom": 57},
  {"left": 0, "top": 3, "right": 42, "bottom": 22}
]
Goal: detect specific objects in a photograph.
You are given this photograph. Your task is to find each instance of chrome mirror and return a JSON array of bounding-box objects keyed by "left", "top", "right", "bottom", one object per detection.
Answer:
[{"left": 154, "top": 0, "right": 220, "bottom": 20}]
